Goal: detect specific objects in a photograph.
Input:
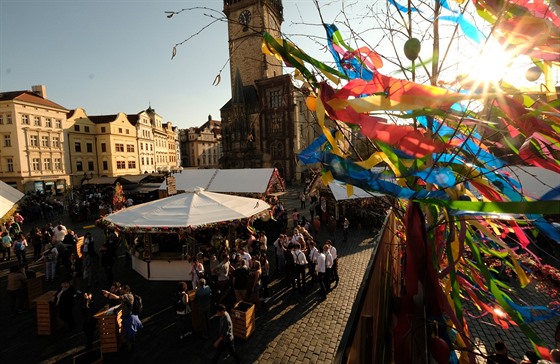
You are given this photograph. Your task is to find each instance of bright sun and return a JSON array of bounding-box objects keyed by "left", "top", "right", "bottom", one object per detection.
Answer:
[{"left": 467, "top": 38, "right": 516, "bottom": 84}]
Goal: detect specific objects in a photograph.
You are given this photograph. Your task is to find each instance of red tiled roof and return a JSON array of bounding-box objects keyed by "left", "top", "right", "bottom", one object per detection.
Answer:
[{"left": 0, "top": 90, "right": 67, "bottom": 110}]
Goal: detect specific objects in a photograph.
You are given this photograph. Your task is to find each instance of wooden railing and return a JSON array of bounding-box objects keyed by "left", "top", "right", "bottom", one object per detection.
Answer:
[{"left": 335, "top": 209, "right": 402, "bottom": 363}]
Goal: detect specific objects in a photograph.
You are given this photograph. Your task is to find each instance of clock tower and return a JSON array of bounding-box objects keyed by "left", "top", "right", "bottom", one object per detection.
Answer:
[{"left": 223, "top": 0, "right": 284, "bottom": 94}]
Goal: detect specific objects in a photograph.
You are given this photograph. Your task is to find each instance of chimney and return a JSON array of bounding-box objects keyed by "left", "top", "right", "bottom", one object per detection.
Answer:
[{"left": 31, "top": 85, "right": 47, "bottom": 99}]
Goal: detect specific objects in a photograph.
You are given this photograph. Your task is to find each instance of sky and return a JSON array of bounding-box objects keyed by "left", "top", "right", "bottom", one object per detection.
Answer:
[
  {"left": 1, "top": 1, "right": 552, "bottom": 130},
  {"left": 0, "top": 0, "right": 347, "bottom": 129}
]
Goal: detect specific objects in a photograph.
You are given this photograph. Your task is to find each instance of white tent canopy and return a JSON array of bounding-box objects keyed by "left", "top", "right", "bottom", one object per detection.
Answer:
[
  {"left": 329, "top": 181, "right": 384, "bottom": 201},
  {"left": 161, "top": 168, "right": 282, "bottom": 194},
  {"left": 0, "top": 180, "right": 24, "bottom": 219},
  {"left": 103, "top": 188, "right": 270, "bottom": 228}
]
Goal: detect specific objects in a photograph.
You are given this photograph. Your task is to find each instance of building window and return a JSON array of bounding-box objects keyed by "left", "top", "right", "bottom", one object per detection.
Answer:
[
  {"left": 0, "top": 115, "right": 3, "bottom": 124},
  {"left": 101, "top": 143, "right": 107, "bottom": 152},
  {"left": 74, "top": 125, "right": 80, "bottom": 131},
  {"left": 128, "top": 161, "right": 136, "bottom": 169},
  {"left": 76, "top": 161, "right": 83, "bottom": 172},
  {"left": 271, "top": 141, "right": 283, "bottom": 157},
  {"left": 75, "top": 142, "right": 81, "bottom": 152},
  {"left": 52, "top": 137, "right": 60, "bottom": 148},
  {"left": 21, "top": 115, "right": 30, "bottom": 125},
  {"left": 118, "top": 128, "right": 123, "bottom": 134},
  {"left": 6, "top": 114, "right": 12, "bottom": 124},
  {"left": 101, "top": 127, "right": 106, "bottom": 133},
  {"left": 102, "top": 161, "right": 108, "bottom": 170},
  {"left": 54, "top": 119, "right": 60, "bottom": 128},
  {"left": 127, "top": 144, "right": 135, "bottom": 152},
  {"left": 150, "top": 144, "right": 153, "bottom": 151},
  {"left": 140, "top": 143, "right": 144, "bottom": 150},
  {"left": 45, "top": 118, "right": 52, "bottom": 127},
  {"left": 30, "top": 135, "right": 39, "bottom": 147},
  {"left": 41, "top": 136, "right": 49, "bottom": 147},
  {"left": 6, "top": 158, "right": 14, "bottom": 172},
  {"left": 54, "top": 158, "right": 62, "bottom": 170},
  {"left": 115, "top": 143, "right": 124, "bottom": 152},
  {"left": 43, "top": 158, "right": 51, "bottom": 171},
  {"left": 86, "top": 143, "right": 93, "bottom": 153},
  {"left": 269, "top": 89, "right": 282, "bottom": 108},
  {"left": 34, "top": 116, "right": 41, "bottom": 126},
  {"left": 141, "top": 157, "right": 145, "bottom": 165},
  {"left": 4, "top": 135, "right": 11, "bottom": 147},
  {"left": 32, "top": 158, "right": 40, "bottom": 171},
  {"left": 84, "top": 126, "right": 90, "bottom": 133},
  {"left": 271, "top": 114, "right": 282, "bottom": 133},
  {"left": 126, "top": 129, "right": 130, "bottom": 135},
  {"left": 88, "top": 161, "right": 94, "bottom": 171},
  {"left": 116, "top": 161, "right": 126, "bottom": 169}
]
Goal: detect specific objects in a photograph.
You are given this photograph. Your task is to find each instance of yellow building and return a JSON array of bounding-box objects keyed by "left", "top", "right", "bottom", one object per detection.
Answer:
[
  {"left": 164, "top": 122, "right": 180, "bottom": 170},
  {"left": 66, "top": 108, "right": 99, "bottom": 186},
  {"left": 0, "top": 85, "right": 70, "bottom": 193},
  {"left": 129, "top": 110, "right": 156, "bottom": 174},
  {"left": 89, "top": 113, "right": 139, "bottom": 177}
]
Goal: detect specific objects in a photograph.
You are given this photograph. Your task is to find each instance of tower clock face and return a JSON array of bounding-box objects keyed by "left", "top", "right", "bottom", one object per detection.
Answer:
[{"left": 239, "top": 10, "right": 251, "bottom": 26}]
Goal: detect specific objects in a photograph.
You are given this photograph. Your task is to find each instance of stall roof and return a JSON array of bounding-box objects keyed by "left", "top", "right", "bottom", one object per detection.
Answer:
[
  {"left": 83, "top": 176, "right": 121, "bottom": 185},
  {"left": 329, "top": 181, "right": 384, "bottom": 201},
  {"left": 0, "top": 180, "right": 24, "bottom": 218},
  {"left": 161, "top": 168, "right": 284, "bottom": 194},
  {"left": 103, "top": 188, "right": 270, "bottom": 228}
]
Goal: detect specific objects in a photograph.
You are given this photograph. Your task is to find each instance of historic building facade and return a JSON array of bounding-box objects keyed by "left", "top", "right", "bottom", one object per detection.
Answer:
[
  {"left": 220, "top": 0, "right": 322, "bottom": 182},
  {"left": 179, "top": 115, "right": 222, "bottom": 168},
  {"left": 0, "top": 85, "right": 70, "bottom": 193}
]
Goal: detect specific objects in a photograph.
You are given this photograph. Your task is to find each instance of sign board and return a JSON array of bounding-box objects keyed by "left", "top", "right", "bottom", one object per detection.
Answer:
[{"left": 167, "top": 176, "right": 177, "bottom": 195}]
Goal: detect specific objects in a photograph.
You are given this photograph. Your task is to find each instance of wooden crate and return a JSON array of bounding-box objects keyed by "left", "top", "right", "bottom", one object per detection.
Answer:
[
  {"left": 94, "top": 307, "right": 123, "bottom": 353},
  {"left": 26, "top": 272, "right": 45, "bottom": 309},
  {"left": 231, "top": 301, "right": 255, "bottom": 340},
  {"left": 188, "top": 290, "right": 204, "bottom": 333},
  {"left": 34, "top": 290, "right": 58, "bottom": 335}
]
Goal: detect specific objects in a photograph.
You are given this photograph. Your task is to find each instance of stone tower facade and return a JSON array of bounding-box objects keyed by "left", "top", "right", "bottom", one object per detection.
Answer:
[{"left": 221, "top": 0, "right": 320, "bottom": 182}]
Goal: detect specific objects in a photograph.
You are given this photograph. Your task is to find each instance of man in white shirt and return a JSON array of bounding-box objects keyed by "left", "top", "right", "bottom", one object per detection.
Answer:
[
  {"left": 292, "top": 242, "right": 308, "bottom": 293},
  {"left": 323, "top": 244, "right": 334, "bottom": 292},
  {"left": 307, "top": 241, "right": 320, "bottom": 284},
  {"left": 327, "top": 241, "right": 339, "bottom": 287},
  {"left": 239, "top": 247, "right": 252, "bottom": 268},
  {"left": 52, "top": 225, "right": 67, "bottom": 245},
  {"left": 316, "top": 248, "right": 327, "bottom": 300}
]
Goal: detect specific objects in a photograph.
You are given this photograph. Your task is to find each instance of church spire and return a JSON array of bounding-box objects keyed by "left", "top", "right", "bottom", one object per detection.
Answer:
[{"left": 232, "top": 68, "right": 245, "bottom": 105}]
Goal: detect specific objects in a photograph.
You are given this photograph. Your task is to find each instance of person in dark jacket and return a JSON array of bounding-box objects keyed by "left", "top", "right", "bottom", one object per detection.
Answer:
[
  {"left": 212, "top": 304, "right": 240, "bottom": 364},
  {"left": 52, "top": 278, "right": 76, "bottom": 331},
  {"left": 80, "top": 292, "right": 97, "bottom": 350}
]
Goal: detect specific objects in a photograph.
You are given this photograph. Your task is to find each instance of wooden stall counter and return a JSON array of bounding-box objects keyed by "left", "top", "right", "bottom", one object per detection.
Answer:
[
  {"left": 34, "top": 290, "right": 58, "bottom": 335},
  {"left": 94, "top": 306, "right": 123, "bottom": 353}
]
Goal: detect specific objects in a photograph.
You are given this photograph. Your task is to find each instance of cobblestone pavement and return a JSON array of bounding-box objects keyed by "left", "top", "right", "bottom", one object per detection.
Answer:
[{"left": 0, "top": 185, "right": 557, "bottom": 364}]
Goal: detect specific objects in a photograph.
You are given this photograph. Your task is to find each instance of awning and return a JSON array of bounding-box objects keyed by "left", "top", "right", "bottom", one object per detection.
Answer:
[
  {"left": 103, "top": 188, "right": 270, "bottom": 228},
  {"left": 83, "top": 176, "right": 120, "bottom": 185},
  {"left": 160, "top": 168, "right": 285, "bottom": 194},
  {"left": 0, "top": 180, "right": 24, "bottom": 219},
  {"left": 329, "top": 181, "right": 384, "bottom": 201},
  {"left": 127, "top": 183, "right": 162, "bottom": 194}
]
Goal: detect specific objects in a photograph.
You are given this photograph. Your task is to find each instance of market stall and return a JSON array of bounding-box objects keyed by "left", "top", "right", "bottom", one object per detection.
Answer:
[{"left": 102, "top": 188, "right": 270, "bottom": 280}]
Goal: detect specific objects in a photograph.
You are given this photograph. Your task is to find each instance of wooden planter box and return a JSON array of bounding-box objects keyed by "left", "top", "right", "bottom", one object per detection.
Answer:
[
  {"left": 25, "top": 272, "right": 45, "bottom": 309},
  {"left": 34, "top": 290, "right": 59, "bottom": 335},
  {"left": 94, "top": 307, "right": 123, "bottom": 353},
  {"left": 231, "top": 301, "right": 255, "bottom": 340}
]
